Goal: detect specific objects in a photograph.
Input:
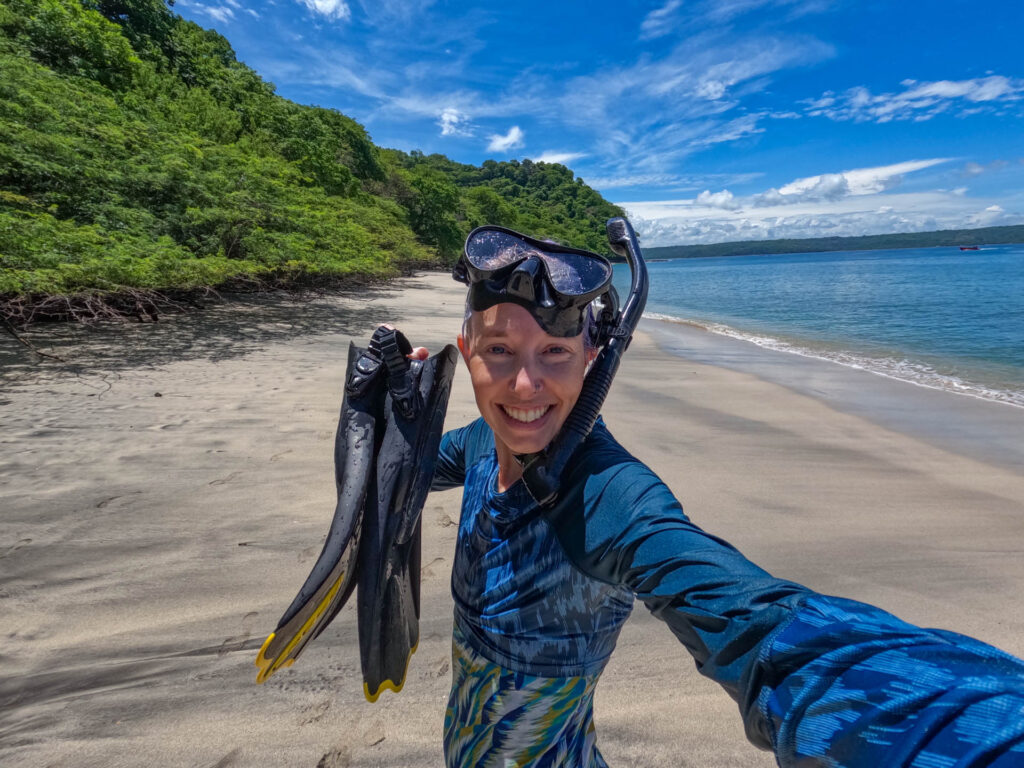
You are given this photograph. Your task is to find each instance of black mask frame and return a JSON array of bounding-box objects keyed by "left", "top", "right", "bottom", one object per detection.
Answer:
[{"left": 454, "top": 226, "right": 618, "bottom": 339}]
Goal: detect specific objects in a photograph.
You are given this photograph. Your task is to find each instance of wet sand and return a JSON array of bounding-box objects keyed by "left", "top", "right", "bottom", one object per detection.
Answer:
[{"left": 2, "top": 272, "right": 1023, "bottom": 767}]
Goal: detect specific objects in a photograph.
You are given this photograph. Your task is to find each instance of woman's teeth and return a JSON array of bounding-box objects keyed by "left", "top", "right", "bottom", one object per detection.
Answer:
[{"left": 502, "top": 405, "right": 551, "bottom": 424}]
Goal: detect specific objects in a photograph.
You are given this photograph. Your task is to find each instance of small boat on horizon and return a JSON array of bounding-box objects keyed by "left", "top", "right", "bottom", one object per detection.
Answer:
[{"left": 959, "top": 245, "right": 980, "bottom": 251}]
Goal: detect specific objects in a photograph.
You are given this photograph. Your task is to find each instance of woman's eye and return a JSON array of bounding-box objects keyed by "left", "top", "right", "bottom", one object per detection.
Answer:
[{"left": 487, "top": 345, "right": 509, "bottom": 355}]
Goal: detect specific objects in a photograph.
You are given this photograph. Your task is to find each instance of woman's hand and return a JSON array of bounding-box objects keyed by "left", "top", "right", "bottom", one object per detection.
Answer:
[{"left": 377, "top": 324, "right": 428, "bottom": 360}]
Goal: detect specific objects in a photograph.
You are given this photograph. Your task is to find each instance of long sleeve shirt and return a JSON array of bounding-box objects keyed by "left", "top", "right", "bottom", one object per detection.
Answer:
[{"left": 434, "top": 417, "right": 1024, "bottom": 766}]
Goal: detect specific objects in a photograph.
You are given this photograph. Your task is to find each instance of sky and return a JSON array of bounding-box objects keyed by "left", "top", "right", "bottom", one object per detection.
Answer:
[{"left": 172, "top": 0, "right": 1024, "bottom": 247}]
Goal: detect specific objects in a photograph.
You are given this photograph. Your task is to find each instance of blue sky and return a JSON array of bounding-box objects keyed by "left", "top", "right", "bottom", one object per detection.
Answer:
[{"left": 173, "top": 0, "right": 1023, "bottom": 246}]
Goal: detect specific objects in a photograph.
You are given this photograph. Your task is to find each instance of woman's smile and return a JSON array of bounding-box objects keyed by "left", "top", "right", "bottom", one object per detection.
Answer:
[{"left": 499, "top": 403, "right": 554, "bottom": 425}]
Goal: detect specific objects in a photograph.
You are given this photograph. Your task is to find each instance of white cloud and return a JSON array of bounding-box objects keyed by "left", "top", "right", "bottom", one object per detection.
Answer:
[
  {"left": 250, "top": 12, "right": 831, "bottom": 180},
  {"left": 696, "top": 189, "right": 741, "bottom": 210},
  {"left": 486, "top": 126, "right": 525, "bottom": 153},
  {"left": 803, "top": 75, "right": 1024, "bottom": 123},
  {"left": 583, "top": 173, "right": 680, "bottom": 189},
  {"left": 261, "top": 50, "right": 384, "bottom": 99},
  {"left": 206, "top": 5, "right": 235, "bottom": 21},
  {"left": 961, "top": 159, "right": 1008, "bottom": 177},
  {"left": 625, "top": 193, "right": 1024, "bottom": 247},
  {"left": 438, "top": 107, "right": 472, "bottom": 137},
  {"left": 755, "top": 158, "right": 952, "bottom": 204},
  {"left": 298, "top": 0, "right": 351, "bottom": 21},
  {"left": 531, "top": 151, "right": 587, "bottom": 165},
  {"left": 355, "top": 0, "right": 437, "bottom": 26},
  {"left": 698, "top": 0, "right": 834, "bottom": 23},
  {"left": 774, "top": 158, "right": 950, "bottom": 201},
  {"left": 639, "top": 0, "right": 683, "bottom": 41},
  {"left": 583, "top": 171, "right": 764, "bottom": 192},
  {"left": 967, "top": 205, "right": 1009, "bottom": 228},
  {"left": 549, "top": 33, "right": 832, "bottom": 178},
  {"left": 177, "top": 0, "right": 236, "bottom": 22},
  {"left": 616, "top": 157, "right": 1021, "bottom": 246}
]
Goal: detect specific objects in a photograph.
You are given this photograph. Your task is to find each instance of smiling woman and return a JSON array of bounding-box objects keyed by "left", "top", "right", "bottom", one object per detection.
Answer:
[{"left": 426, "top": 219, "right": 1024, "bottom": 768}]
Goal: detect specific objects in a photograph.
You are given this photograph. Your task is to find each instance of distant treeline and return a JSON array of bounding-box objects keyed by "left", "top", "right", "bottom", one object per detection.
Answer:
[
  {"left": 644, "top": 225, "right": 1024, "bottom": 260},
  {"left": 0, "top": 0, "right": 622, "bottom": 322}
]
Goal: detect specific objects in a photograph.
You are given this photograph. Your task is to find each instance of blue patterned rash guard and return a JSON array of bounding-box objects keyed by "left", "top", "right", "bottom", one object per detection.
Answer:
[{"left": 433, "top": 417, "right": 1024, "bottom": 767}]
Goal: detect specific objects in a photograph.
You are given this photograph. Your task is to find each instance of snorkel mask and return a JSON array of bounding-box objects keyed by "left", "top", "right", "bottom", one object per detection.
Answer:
[
  {"left": 453, "top": 218, "right": 649, "bottom": 506},
  {"left": 454, "top": 226, "right": 619, "bottom": 340}
]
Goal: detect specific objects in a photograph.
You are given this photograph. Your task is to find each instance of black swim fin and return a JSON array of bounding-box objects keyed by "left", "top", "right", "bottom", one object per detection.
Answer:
[
  {"left": 256, "top": 337, "right": 387, "bottom": 683},
  {"left": 255, "top": 327, "right": 458, "bottom": 697},
  {"left": 358, "top": 332, "right": 458, "bottom": 701}
]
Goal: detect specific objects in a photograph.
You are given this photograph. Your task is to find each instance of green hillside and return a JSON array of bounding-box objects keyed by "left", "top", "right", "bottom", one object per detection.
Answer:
[
  {"left": 0, "top": 0, "right": 623, "bottom": 322},
  {"left": 645, "top": 225, "right": 1024, "bottom": 260}
]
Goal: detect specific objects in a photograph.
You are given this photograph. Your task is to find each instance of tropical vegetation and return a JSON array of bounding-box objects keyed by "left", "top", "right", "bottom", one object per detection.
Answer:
[{"left": 0, "top": 0, "right": 624, "bottom": 322}]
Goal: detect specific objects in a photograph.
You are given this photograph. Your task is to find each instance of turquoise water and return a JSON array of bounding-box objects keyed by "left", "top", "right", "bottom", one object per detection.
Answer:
[{"left": 615, "top": 244, "right": 1024, "bottom": 407}]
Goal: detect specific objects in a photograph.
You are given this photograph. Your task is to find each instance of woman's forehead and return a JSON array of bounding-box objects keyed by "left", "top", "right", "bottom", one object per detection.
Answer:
[{"left": 472, "top": 304, "right": 543, "bottom": 336}]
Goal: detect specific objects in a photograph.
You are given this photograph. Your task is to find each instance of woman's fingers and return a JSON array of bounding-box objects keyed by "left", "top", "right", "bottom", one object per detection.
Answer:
[{"left": 376, "top": 324, "right": 427, "bottom": 359}]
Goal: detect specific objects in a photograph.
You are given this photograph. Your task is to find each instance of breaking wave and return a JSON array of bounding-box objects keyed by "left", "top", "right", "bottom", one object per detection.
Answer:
[{"left": 646, "top": 312, "right": 1024, "bottom": 409}]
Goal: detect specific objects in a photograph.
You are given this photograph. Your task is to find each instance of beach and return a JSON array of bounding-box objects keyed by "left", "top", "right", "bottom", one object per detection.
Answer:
[{"left": 3, "top": 271, "right": 1024, "bottom": 768}]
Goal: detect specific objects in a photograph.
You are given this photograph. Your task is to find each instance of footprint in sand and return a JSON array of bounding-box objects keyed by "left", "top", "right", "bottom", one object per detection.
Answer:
[
  {"left": 1, "top": 538, "right": 32, "bottom": 559},
  {"left": 298, "top": 699, "right": 331, "bottom": 726},
  {"left": 95, "top": 491, "right": 143, "bottom": 509},
  {"left": 209, "top": 471, "right": 242, "bottom": 486},
  {"left": 202, "top": 749, "right": 240, "bottom": 768},
  {"left": 420, "top": 557, "right": 445, "bottom": 578},
  {"left": 316, "top": 747, "right": 351, "bottom": 768},
  {"left": 217, "top": 631, "right": 251, "bottom": 658}
]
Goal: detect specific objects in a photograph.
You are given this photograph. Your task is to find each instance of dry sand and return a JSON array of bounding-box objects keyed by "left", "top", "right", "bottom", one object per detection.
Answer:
[{"left": 2, "top": 272, "right": 1023, "bottom": 768}]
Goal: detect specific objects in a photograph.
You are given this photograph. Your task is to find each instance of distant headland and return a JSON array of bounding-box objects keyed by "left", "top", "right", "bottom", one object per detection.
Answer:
[{"left": 643, "top": 224, "right": 1024, "bottom": 261}]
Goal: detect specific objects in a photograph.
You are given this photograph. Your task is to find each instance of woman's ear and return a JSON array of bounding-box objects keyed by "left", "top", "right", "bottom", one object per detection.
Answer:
[
  {"left": 457, "top": 334, "right": 470, "bottom": 364},
  {"left": 586, "top": 346, "right": 598, "bottom": 365}
]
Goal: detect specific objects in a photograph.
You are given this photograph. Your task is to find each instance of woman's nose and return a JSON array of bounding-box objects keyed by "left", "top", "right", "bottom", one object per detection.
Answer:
[{"left": 511, "top": 360, "right": 541, "bottom": 396}]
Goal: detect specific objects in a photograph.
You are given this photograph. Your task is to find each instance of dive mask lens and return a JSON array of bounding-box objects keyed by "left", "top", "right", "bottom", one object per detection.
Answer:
[{"left": 463, "top": 227, "right": 612, "bottom": 297}]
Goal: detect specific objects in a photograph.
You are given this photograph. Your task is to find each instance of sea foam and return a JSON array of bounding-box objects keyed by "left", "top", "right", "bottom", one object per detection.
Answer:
[{"left": 646, "top": 311, "right": 1024, "bottom": 409}]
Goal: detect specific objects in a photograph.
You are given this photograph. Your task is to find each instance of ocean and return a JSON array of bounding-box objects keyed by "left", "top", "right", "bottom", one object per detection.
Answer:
[{"left": 616, "top": 243, "right": 1024, "bottom": 408}]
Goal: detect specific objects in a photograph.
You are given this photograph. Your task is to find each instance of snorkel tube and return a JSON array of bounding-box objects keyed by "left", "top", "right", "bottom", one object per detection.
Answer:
[{"left": 519, "top": 217, "right": 649, "bottom": 506}]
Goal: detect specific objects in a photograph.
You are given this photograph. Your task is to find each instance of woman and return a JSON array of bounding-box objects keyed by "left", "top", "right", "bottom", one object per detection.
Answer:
[{"left": 424, "top": 225, "right": 1024, "bottom": 768}]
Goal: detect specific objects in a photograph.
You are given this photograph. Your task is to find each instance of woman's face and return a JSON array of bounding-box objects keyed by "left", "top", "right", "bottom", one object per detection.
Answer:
[{"left": 459, "top": 303, "right": 590, "bottom": 458}]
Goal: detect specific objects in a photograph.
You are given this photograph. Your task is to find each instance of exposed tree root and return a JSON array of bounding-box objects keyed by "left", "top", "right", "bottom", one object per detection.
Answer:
[
  {"left": 0, "top": 288, "right": 193, "bottom": 328},
  {"left": 0, "top": 269, "right": 411, "bottom": 330}
]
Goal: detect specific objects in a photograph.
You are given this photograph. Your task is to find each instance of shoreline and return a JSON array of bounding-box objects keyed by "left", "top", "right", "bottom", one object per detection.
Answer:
[
  {"left": 642, "top": 316, "right": 1024, "bottom": 473},
  {"left": 645, "top": 311, "right": 1024, "bottom": 411},
  {"left": 2, "top": 271, "right": 1023, "bottom": 767}
]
